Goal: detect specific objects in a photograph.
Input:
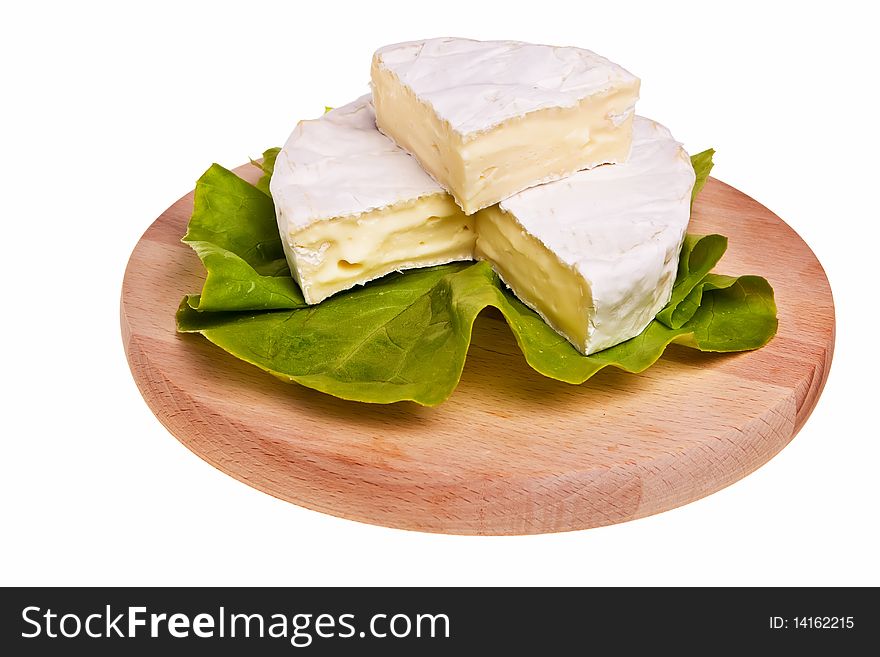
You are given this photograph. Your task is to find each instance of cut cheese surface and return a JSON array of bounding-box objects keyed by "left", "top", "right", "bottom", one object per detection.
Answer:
[
  {"left": 475, "top": 117, "right": 696, "bottom": 355},
  {"left": 269, "top": 95, "right": 474, "bottom": 304},
  {"left": 371, "top": 37, "right": 640, "bottom": 214}
]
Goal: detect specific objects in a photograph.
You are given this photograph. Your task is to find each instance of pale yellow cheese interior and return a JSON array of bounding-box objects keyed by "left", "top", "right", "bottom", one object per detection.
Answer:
[
  {"left": 371, "top": 62, "right": 639, "bottom": 215},
  {"left": 290, "top": 194, "right": 474, "bottom": 304},
  {"left": 474, "top": 206, "right": 592, "bottom": 350}
]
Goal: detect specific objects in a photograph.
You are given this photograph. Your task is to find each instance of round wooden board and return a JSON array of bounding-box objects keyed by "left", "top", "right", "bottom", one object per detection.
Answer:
[{"left": 121, "top": 164, "right": 834, "bottom": 535}]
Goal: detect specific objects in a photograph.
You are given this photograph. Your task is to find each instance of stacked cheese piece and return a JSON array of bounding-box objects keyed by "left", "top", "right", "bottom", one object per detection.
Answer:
[{"left": 271, "top": 38, "right": 696, "bottom": 355}]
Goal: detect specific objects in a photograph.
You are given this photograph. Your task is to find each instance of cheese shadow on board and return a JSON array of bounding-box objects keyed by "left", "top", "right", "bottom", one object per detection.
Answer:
[{"left": 462, "top": 314, "right": 663, "bottom": 407}]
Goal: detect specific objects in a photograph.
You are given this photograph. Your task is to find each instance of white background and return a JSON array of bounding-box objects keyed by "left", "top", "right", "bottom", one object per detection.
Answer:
[{"left": 2, "top": 1, "right": 878, "bottom": 586}]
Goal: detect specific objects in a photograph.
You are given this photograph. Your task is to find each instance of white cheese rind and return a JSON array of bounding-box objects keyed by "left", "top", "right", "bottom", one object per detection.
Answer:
[
  {"left": 475, "top": 117, "right": 696, "bottom": 354},
  {"left": 271, "top": 96, "right": 694, "bottom": 353},
  {"left": 373, "top": 37, "right": 639, "bottom": 137},
  {"left": 371, "top": 38, "right": 640, "bottom": 214},
  {"left": 269, "top": 95, "right": 473, "bottom": 304},
  {"left": 270, "top": 95, "right": 445, "bottom": 229}
]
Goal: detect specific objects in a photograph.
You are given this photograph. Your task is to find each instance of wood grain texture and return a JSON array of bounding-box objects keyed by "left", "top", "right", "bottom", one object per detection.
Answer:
[{"left": 121, "top": 163, "right": 835, "bottom": 535}]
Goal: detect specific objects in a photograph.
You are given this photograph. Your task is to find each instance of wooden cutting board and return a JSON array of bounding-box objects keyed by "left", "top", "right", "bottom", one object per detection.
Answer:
[{"left": 121, "top": 163, "right": 834, "bottom": 535}]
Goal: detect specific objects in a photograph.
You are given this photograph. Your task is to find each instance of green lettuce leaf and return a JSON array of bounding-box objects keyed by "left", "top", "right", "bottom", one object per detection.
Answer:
[
  {"left": 250, "top": 147, "right": 280, "bottom": 196},
  {"left": 181, "top": 163, "right": 304, "bottom": 312},
  {"left": 690, "top": 148, "right": 715, "bottom": 204},
  {"left": 176, "top": 148, "right": 776, "bottom": 405},
  {"left": 655, "top": 233, "right": 726, "bottom": 328}
]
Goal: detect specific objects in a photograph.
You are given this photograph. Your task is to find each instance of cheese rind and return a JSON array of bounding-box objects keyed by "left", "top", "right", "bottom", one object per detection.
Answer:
[
  {"left": 270, "top": 95, "right": 473, "bottom": 304},
  {"left": 371, "top": 37, "right": 640, "bottom": 214},
  {"left": 475, "top": 117, "right": 696, "bottom": 355},
  {"left": 271, "top": 98, "right": 694, "bottom": 354}
]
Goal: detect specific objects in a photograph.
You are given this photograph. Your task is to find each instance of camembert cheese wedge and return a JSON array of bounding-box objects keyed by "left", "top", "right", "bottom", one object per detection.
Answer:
[
  {"left": 270, "top": 95, "right": 473, "bottom": 304},
  {"left": 475, "top": 117, "right": 696, "bottom": 355},
  {"left": 371, "top": 37, "right": 640, "bottom": 214}
]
